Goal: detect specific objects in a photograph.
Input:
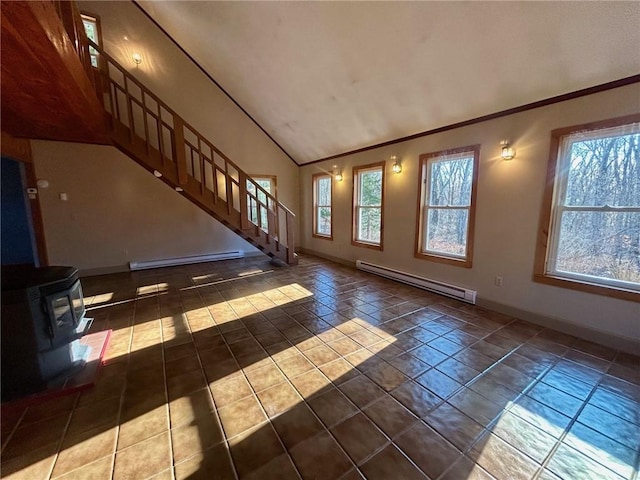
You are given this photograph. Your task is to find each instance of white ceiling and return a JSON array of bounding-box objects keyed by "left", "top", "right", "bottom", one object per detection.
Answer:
[{"left": 137, "top": 1, "right": 640, "bottom": 165}]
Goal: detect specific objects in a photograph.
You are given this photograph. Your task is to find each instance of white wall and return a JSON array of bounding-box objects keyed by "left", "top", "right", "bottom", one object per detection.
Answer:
[
  {"left": 32, "top": 141, "right": 259, "bottom": 274},
  {"left": 299, "top": 84, "right": 640, "bottom": 344}
]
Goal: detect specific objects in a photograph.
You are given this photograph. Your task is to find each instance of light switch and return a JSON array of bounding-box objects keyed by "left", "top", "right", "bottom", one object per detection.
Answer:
[{"left": 59, "top": 193, "right": 68, "bottom": 201}]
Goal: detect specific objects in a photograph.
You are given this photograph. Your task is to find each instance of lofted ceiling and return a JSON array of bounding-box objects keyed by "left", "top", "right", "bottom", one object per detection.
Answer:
[{"left": 137, "top": 1, "right": 640, "bottom": 165}]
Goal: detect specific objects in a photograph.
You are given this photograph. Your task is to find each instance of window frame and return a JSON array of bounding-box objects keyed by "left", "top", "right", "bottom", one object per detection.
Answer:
[
  {"left": 312, "top": 172, "right": 333, "bottom": 240},
  {"left": 414, "top": 145, "right": 480, "bottom": 268},
  {"left": 80, "top": 12, "right": 103, "bottom": 69},
  {"left": 352, "top": 161, "right": 386, "bottom": 250},
  {"left": 246, "top": 175, "right": 277, "bottom": 234},
  {"left": 533, "top": 113, "right": 640, "bottom": 302}
]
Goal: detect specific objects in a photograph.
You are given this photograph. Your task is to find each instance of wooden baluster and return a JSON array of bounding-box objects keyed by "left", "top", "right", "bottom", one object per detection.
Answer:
[
  {"left": 239, "top": 171, "right": 250, "bottom": 230},
  {"left": 197, "top": 137, "right": 205, "bottom": 195},
  {"left": 212, "top": 165, "right": 218, "bottom": 204},
  {"left": 126, "top": 80, "right": 134, "bottom": 142},
  {"left": 267, "top": 200, "right": 277, "bottom": 243},
  {"left": 142, "top": 91, "right": 150, "bottom": 156},
  {"left": 286, "top": 210, "right": 296, "bottom": 264},
  {"left": 225, "top": 163, "right": 232, "bottom": 215},
  {"left": 172, "top": 115, "right": 188, "bottom": 186}
]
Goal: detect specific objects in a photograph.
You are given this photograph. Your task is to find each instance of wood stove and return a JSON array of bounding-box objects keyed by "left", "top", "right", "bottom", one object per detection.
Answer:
[{"left": 1, "top": 265, "right": 92, "bottom": 401}]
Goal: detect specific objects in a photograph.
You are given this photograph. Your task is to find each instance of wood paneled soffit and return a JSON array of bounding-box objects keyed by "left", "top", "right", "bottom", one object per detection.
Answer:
[
  {"left": 1, "top": 131, "right": 32, "bottom": 163},
  {"left": 1, "top": 1, "right": 109, "bottom": 144}
]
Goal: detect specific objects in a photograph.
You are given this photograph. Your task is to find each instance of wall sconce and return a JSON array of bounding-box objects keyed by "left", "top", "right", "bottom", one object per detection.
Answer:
[
  {"left": 500, "top": 140, "right": 516, "bottom": 161},
  {"left": 153, "top": 170, "right": 162, "bottom": 178},
  {"left": 333, "top": 164, "right": 343, "bottom": 181},
  {"left": 132, "top": 52, "right": 143, "bottom": 66},
  {"left": 391, "top": 155, "right": 402, "bottom": 174}
]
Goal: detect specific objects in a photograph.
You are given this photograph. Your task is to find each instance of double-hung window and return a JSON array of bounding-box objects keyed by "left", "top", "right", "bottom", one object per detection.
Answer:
[
  {"left": 352, "top": 162, "right": 385, "bottom": 249},
  {"left": 535, "top": 115, "right": 640, "bottom": 300},
  {"left": 416, "top": 145, "right": 479, "bottom": 267},
  {"left": 312, "top": 173, "right": 333, "bottom": 239},
  {"left": 246, "top": 176, "right": 276, "bottom": 234},
  {"left": 81, "top": 13, "right": 102, "bottom": 68}
]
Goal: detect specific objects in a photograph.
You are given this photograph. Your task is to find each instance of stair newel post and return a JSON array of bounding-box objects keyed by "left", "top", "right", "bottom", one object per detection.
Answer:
[
  {"left": 238, "top": 171, "right": 250, "bottom": 230},
  {"left": 172, "top": 115, "right": 188, "bottom": 186},
  {"left": 286, "top": 210, "right": 296, "bottom": 264}
]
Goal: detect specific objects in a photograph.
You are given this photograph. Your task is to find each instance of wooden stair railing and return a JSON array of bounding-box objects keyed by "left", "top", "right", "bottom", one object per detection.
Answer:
[
  {"left": 52, "top": 1, "right": 95, "bottom": 89},
  {"left": 85, "top": 40, "right": 297, "bottom": 265}
]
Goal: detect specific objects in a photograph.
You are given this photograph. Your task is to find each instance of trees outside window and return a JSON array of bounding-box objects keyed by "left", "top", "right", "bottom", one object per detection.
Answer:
[
  {"left": 535, "top": 115, "right": 640, "bottom": 301},
  {"left": 352, "top": 162, "right": 385, "bottom": 249},
  {"left": 246, "top": 176, "right": 276, "bottom": 234},
  {"left": 416, "top": 145, "right": 479, "bottom": 267},
  {"left": 312, "top": 173, "right": 332, "bottom": 239},
  {"left": 81, "top": 13, "right": 102, "bottom": 68}
]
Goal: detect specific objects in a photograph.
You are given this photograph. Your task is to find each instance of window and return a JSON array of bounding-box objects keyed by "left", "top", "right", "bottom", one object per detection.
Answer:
[
  {"left": 535, "top": 115, "right": 640, "bottom": 300},
  {"left": 312, "top": 173, "right": 333, "bottom": 239},
  {"left": 246, "top": 176, "right": 276, "bottom": 233},
  {"left": 81, "top": 13, "right": 102, "bottom": 68},
  {"left": 352, "top": 162, "right": 385, "bottom": 249},
  {"left": 416, "top": 145, "right": 479, "bottom": 267}
]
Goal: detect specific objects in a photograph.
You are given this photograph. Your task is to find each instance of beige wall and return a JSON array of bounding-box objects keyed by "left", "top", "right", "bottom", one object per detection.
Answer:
[
  {"left": 79, "top": 0, "right": 299, "bottom": 222},
  {"left": 299, "top": 84, "right": 640, "bottom": 343},
  {"left": 30, "top": 1, "right": 304, "bottom": 274},
  {"left": 32, "top": 141, "right": 258, "bottom": 273}
]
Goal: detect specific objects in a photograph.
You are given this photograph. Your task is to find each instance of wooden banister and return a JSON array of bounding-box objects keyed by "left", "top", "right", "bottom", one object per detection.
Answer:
[{"left": 83, "top": 39, "right": 296, "bottom": 263}]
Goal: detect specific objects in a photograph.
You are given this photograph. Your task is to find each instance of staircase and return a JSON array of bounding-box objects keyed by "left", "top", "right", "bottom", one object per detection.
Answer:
[{"left": 53, "top": 0, "right": 297, "bottom": 265}]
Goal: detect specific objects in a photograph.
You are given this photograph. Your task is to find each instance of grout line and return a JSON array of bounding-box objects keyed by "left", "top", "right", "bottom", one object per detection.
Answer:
[
  {"left": 5, "top": 256, "right": 633, "bottom": 480},
  {"left": 43, "top": 388, "right": 82, "bottom": 480},
  {"left": 153, "top": 274, "right": 179, "bottom": 480},
  {"left": 188, "top": 275, "right": 241, "bottom": 480}
]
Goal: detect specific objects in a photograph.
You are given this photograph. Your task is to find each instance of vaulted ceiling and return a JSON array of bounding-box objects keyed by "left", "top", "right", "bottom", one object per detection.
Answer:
[{"left": 137, "top": 1, "right": 640, "bottom": 164}]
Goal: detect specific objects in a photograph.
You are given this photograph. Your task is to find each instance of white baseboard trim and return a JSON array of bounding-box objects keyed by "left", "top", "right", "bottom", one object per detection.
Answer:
[
  {"left": 129, "top": 251, "right": 244, "bottom": 271},
  {"left": 299, "top": 248, "right": 640, "bottom": 354},
  {"left": 476, "top": 298, "right": 640, "bottom": 355}
]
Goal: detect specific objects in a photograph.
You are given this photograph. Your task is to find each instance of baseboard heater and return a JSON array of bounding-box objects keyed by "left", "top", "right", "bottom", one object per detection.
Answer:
[
  {"left": 356, "top": 260, "right": 477, "bottom": 304},
  {"left": 129, "top": 251, "right": 243, "bottom": 271}
]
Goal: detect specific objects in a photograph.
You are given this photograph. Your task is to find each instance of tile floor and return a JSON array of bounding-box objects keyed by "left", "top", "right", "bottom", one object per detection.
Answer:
[{"left": 1, "top": 254, "right": 639, "bottom": 480}]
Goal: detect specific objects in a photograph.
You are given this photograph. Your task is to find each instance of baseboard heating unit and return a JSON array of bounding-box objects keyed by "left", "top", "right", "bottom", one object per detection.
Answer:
[
  {"left": 356, "top": 260, "right": 477, "bottom": 304},
  {"left": 130, "top": 251, "right": 243, "bottom": 271}
]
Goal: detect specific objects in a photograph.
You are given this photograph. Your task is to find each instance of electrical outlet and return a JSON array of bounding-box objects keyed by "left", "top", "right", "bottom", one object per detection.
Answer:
[{"left": 495, "top": 276, "right": 503, "bottom": 287}]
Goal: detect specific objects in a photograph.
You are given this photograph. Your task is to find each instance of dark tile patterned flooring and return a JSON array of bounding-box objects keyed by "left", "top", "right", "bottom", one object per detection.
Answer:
[{"left": 1, "top": 254, "right": 638, "bottom": 480}]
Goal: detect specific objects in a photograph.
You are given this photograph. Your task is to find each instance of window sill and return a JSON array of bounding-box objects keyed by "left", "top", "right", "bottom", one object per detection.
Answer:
[
  {"left": 414, "top": 251, "right": 472, "bottom": 268},
  {"left": 312, "top": 233, "right": 333, "bottom": 241},
  {"left": 352, "top": 240, "right": 383, "bottom": 251},
  {"left": 533, "top": 273, "right": 639, "bottom": 302}
]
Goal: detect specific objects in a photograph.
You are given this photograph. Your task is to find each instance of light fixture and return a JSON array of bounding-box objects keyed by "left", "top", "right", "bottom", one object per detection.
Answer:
[
  {"left": 153, "top": 170, "right": 162, "bottom": 177},
  {"left": 132, "top": 52, "right": 143, "bottom": 65},
  {"left": 500, "top": 140, "right": 516, "bottom": 161},
  {"left": 391, "top": 155, "right": 402, "bottom": 174},
  {"left": 333, "top": 164, "right": 343, "bottom": 181},
  {"left": 175, "top": 186, "right": 183, "bottom": 192}
]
